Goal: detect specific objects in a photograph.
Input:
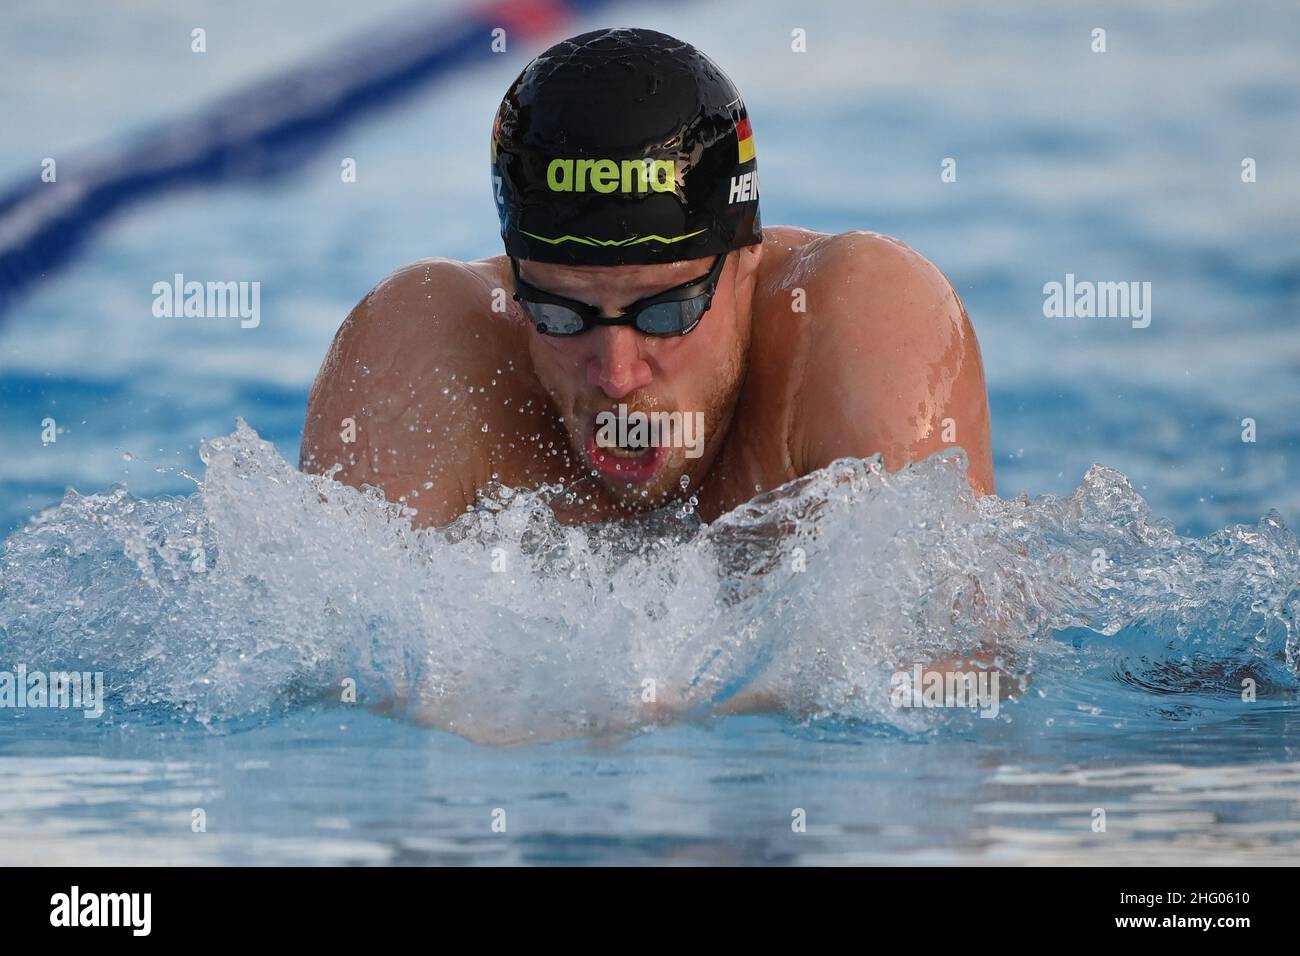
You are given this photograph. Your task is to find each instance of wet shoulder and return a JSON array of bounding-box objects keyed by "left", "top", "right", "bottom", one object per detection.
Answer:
[
  {"left": 758, "top": 227, "right": 951, "bottom": 313},
  {"left": 755, "top": 228, "right": 962, "bottom": 362},
  {"left": 304, "top": 256, "right": 532, "bottom": 458},
  {"left": 349, "top": 257, "right": 524, "bottom": 376}
]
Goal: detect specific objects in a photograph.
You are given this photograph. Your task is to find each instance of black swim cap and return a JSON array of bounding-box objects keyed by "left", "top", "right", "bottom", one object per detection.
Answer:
[{"left": 491, "top": 27, "right": 762, "bottom": 266}]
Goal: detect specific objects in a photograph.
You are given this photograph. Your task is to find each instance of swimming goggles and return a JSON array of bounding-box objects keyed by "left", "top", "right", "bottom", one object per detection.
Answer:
[{"left": 509, "top": 253, "right": 726, "bottom": 337}]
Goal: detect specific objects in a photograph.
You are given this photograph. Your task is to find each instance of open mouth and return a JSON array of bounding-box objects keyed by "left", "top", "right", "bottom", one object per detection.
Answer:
[{"left": 583, "top": 417, "right": 668, "bottom": 484}]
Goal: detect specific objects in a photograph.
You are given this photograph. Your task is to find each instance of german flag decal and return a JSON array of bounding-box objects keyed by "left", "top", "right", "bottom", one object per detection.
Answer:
[{"left": 736, "top": 116, "right": 755, "bottom": 163}]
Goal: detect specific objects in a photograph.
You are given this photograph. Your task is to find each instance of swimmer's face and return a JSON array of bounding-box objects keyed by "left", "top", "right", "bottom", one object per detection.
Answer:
[{"left": 520, "top": 244, "right": 761, "bottom": 511}]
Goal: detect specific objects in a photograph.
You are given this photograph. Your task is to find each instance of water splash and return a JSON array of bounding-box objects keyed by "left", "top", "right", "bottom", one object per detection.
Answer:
[{"left": 1, "top": 420, "right": 1297, "bottom": 744}]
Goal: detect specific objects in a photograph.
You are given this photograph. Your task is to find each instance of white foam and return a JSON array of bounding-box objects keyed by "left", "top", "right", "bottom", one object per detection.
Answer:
[{"left": 1, "top": 421, "right": 1296, "bottom": 744}]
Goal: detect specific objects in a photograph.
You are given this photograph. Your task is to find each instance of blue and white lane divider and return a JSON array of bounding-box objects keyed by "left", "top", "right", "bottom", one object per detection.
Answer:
[{"left": 0, "top": 0, "right": 627, "bottom": 317}]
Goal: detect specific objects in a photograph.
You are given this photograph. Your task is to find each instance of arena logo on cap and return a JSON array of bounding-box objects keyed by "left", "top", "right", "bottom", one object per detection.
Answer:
[{"left": 545, "top": 158, "right": 676, "bottom": 194}]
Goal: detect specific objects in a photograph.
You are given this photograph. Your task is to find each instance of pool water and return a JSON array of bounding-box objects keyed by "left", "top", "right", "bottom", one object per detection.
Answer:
[{"left": 1, "top": 0, "right": 1298, "bottom": 864}]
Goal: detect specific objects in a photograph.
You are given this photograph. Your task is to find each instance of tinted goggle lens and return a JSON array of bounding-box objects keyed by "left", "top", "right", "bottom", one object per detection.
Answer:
[
  {"left": 522, "top": 301, "right": 586, "bottom": 336},
  {"left": 642, "top": 297, "right": 708, "bottom": 334},
  {"left": 522, "top": 297, "right": 707, "bottom": 336}
]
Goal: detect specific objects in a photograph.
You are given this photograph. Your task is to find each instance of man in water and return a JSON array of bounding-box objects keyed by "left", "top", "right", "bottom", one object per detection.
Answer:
[{"left": 302, "top": 27, "right": 993, "bottom": 530}]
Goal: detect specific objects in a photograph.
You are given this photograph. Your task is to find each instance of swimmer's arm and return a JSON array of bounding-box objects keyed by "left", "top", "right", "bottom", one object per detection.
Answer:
[
  {"left": 793, "top": 232, "right": 995, "bottom": 496},
  {"left": 709, "top": 649, "right": 1027, "bottom": 720}
]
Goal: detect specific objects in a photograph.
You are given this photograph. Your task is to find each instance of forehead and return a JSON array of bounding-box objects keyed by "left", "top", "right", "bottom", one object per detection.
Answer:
[{"left": 517, "top": 256, "right": 714, "bottom": 294}]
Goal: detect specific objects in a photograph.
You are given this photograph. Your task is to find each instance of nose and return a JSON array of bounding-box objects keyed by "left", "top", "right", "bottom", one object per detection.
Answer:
[{"left": 585, "top": 326, "right": 652, "bottom": 399}]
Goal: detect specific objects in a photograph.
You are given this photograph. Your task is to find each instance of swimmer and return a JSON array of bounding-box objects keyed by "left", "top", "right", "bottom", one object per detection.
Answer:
[{"left": 302, "top": 26, "right": 994, "bottom": 531}]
